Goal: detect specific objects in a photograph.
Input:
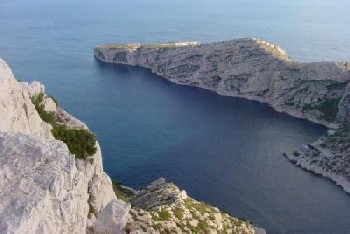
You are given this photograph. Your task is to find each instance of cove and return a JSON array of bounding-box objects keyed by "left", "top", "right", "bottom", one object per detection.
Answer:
[
  {"left": 1, "top": 0, "right": 350, "bottom": 232},
  {"left": 92, "top": 61, "right": 350, "bottom": 233}
]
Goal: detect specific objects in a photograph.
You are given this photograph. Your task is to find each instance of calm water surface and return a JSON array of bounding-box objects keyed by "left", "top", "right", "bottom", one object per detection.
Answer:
[{"left": 1, "top": 0, "right": 350, "bottom": 233}]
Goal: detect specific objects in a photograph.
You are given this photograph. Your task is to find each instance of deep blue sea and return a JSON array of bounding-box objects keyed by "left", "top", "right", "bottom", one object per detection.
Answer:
[{"left": 1, "top": 0, "right": 350, "bottom": 233}]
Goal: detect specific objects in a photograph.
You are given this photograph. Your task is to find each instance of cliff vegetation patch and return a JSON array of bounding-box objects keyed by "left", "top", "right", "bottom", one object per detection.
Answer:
[
  {"left": 31, "top": 92, "right": 97, "bottom": 159},
  {"left": 323, "top": 124, "right": 350, "bottom": 146},
  {"left": 51, "top": 125, "right": 97, "bottom": 159},
  {"left": 303, "top": 98, "right": 341, "bottom": 121},
  {"left": 30, "top": 93, "right": 56, "bottom": 125},
  {"left": 112, "top": 180, "right": 135, "bottom": 201}
]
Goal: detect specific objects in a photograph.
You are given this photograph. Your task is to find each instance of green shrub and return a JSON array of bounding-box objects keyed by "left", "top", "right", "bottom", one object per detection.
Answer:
[
  {"left": 313, "top": 98, "right": 340, "bottom": 121},
  {"left": 51, "top": 125, "right": 97, "bottom": 159},
  {"left": 31, "top": 92, "right": 97, "bottom": 160},
  {"left": 198, "top": 220, "right": 209, "bottom": 231},
  {"left": 173, "top": 207, "right": 184, "bottom": 220},
  {"left": 111, "top": 180, "right": 134, "bottom": 201},
  {"left": 324, "top": 124, "right": 350, "bottom": 145},
  {"left": 303, "top": 98, "right": 340, "bottom": 121},
  {"left": 158, "top": 209, "right": 171, "bottom": 221},
  {"left": 49, "top": 95, "right": 60, "bottom": 107},
  {"left": 327, "top": 82, "right": 348, "bottom": 90},
  {"left": 31, "top": 93, "right": 56, "bottom": 125},
  {"left": 31, "top": 92, "right": 44, "bottom": 106}
]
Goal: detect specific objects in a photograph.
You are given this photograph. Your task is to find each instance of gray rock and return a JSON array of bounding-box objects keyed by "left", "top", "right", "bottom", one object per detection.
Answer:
[
  {"left": 94, "top": 38, "right": 350, "bottom": 127},
  {"left": 91, "top": 200, "right": 131, "bottom": 234},
  {"left": 0, "top": 57, "right": 130, "bottom": 233}
]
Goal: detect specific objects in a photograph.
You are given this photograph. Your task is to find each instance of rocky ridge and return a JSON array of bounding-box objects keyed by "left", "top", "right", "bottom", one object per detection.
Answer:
[
  {"left": 0, "top": 56, "right": 259, "bottom": 233},
  {"left": 127, "top": 178, "right": 263, "bottom": 234},
  {"left": 94, "top": 38, "right": 350, "bottom": 193}
]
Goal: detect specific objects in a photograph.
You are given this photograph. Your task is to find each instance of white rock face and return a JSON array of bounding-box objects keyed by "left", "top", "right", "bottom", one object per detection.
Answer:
[
  {"left": 0, "top": 57, "right": 131, "bottom": 233},
  {"left": 95, "top": 38, "right": 350, "bottom": 127},
  {"left": 0, "top": 59, "right": 52, "bottom": 139},
  {"left": 0, "top": 132, "right": 88, "bottom": 233},
  {"left": 91, "top": 200, "right": 131, "bottom": 234}
]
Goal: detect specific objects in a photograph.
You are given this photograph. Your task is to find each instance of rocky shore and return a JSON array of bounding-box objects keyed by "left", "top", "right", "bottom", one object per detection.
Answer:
[
  {"left": 284, "top": 124, "right": 350, "bottom": 193},
  {"left": 0, "top": 57, "right": 261, "bottom": 233},
  {"left": 94, "top": 38, "right": 350, "bottom": 193}
]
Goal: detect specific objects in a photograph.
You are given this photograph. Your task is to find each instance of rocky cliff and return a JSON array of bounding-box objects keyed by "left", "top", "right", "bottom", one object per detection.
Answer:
[
  {"left": 94, "top": 38, "right": 350, "bottom": 193},
  {"left": 0, "top": 58, "right": 130, "bottom": 233},
  {"left": 94, "top": 38, "right": 350, "bottom": 127},
  {"left": 0, "top": 56, "right": 259, "bottom": 233}
]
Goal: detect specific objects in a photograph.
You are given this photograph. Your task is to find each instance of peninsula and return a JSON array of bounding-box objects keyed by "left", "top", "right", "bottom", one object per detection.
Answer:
[{"left": 94, "top": 38, "right": 350, "bottom": 193}]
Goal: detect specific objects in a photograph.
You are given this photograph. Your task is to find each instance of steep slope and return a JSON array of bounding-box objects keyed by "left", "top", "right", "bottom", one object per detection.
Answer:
[
  {"left": 0, "top": 57, "right": 131, "bottom": 233},
  {"left": 0, "top": 60, "right": 52, "bottom": 138},
  {"left": 94, "top": 38, "right": 350, "bottom": 193}
]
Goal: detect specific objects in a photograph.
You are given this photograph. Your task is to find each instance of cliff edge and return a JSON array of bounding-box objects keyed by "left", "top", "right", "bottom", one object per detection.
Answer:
[{"left": 94, "top": 38, "right": 350, "bottom": 193}]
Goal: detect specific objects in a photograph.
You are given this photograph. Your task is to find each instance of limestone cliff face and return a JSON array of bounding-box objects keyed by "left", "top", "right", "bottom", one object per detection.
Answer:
[
  {"left": 0, "top": 57, "right": 130, "bottom": 233},
  {"left": 0, "top": 59, "right": 52, "bottom": 139},
  {"left": 94, "top": 38, "right": 350, "bottom": 127}
]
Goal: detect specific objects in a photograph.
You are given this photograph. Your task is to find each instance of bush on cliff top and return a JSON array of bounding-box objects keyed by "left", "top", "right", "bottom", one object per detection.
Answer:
[
  {"left": 30, "top": 93, "right": 56, "bottom": 125},
  {"left": 31, "top": 92, "right": 97, "bottom": 159},
  {"left": 52, "top": 125, "right": 97, "bottom": 159}
]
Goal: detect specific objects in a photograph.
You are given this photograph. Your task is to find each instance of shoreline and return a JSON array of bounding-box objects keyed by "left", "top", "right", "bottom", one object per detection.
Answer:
[
  {"left": 94, "top": 38, "right": 350, "bottom": 195},
  {"left": 284, "top": 153, "right": 350, "bottom": 194},
  {"left": 94, "top": 58, "right": 337, "bottom": 129}
]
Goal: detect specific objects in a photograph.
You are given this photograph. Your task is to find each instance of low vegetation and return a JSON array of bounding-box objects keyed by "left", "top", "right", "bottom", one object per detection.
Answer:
[
  {"left": 327, "top": 81, "right": 348, "bottom": 90},
  {"left": 101, "top": 42, "right": 191, "bottom": 50},
  {"left": 30, "top": 93, "right": 56, "bottom": 125},
  {"left": 312, "top": 98, "right": 341, "bottom": 121},
  {"left": 112, "top": 180, "right": 135, "bottom": 201},
  {"left": 157, "top": 209, "right": 171, "bottom": 221},
  {"left": 324, "top": 124, "right": 350, "bottom": 146},
  {"left": 31, "top": 93, "right": 97, "bottom": 159},
  {"left": 303, "top": 98, "right": 341, "bottom": 121},
  {"left": 101, "top": 44, "right": 140, "bottom": 49},
  {"left": 49, "top": 95, "right": 59, "bottom": 106},
  {"left": 52, "top": 125, "right": 97, "bottom": 159}
]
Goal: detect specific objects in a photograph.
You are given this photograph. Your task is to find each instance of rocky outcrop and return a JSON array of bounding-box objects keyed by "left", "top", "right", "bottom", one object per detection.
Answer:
[
  {"left": 94, "top": 38, "right": 350, "bottom": 193},
  {"left": 0, "top": 57, "right": 130, "bottom": 233},
  {"left": 0, "top": 56, "right": 262, "bottom": 233},
  {"left": 0, "top": 59, "right": 52, "bottom": 139},
  {"left": 0, "top": 132, "right": 88, "bottom": 233},
  {"left": 284, "top": 124, "right": 350, "bottom": 193},
  {"left": 128, "top": 178, "right": 260, "bottom": 234}
]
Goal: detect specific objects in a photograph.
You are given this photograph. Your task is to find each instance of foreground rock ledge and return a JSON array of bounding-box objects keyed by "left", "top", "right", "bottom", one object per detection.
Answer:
[
  {"left": 94, "top": 38, "right": 350, "bottom": 193},
  {"left": 0, "top": 56, "right": 262, "bottom": 233},
  {"left": 127, "top": 178, "right": 265, "bottom": 233}
]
